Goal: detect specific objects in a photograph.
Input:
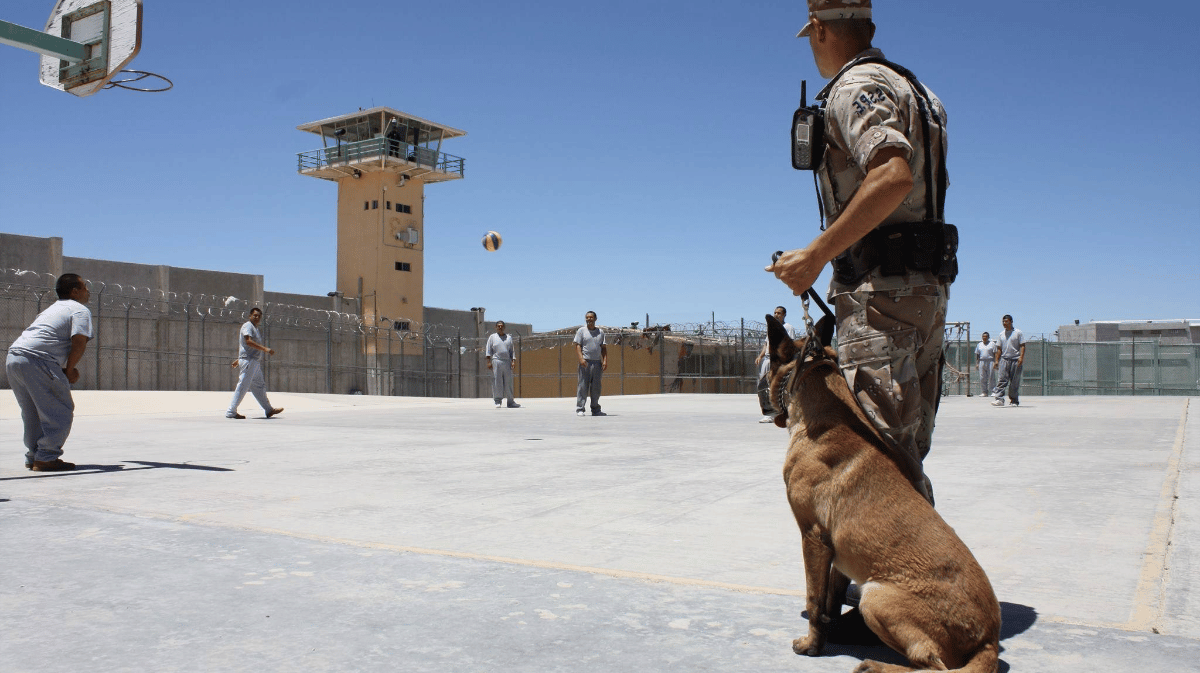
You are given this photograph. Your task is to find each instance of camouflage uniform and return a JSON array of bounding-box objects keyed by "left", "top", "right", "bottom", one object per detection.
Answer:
[{"left": 817, "top": 47, "right": 950, "bottom": 504}]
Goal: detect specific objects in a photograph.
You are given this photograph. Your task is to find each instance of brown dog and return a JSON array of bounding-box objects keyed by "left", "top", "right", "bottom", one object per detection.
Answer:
[{"left": 766, "top": 315, "right": 1000, "bottom": 673}]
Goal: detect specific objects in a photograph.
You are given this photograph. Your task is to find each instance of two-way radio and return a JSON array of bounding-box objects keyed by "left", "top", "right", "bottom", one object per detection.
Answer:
[{"left": 791, "top": 80, "right": 825, "bottom": 171}]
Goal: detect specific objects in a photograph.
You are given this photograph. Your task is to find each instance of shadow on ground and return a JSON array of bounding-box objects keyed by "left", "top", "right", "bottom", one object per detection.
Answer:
[{"left": 1, "top": 460, "right": 234, "bottom": 481}]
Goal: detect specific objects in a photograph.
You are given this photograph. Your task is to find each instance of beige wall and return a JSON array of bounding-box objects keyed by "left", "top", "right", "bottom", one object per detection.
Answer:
[{"left": 335, "top": 172, "right": 426, "bottom": 328}]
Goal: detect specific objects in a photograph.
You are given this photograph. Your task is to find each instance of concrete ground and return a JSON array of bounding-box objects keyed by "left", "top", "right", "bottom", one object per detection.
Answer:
[{"left": 1, "top": 390, "right": 1196, "bottom": 672}]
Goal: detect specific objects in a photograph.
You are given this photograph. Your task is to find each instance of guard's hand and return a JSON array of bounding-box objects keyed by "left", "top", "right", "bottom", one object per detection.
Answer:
[
  {"left": 66, "top": 367, "right": 80, "bottom": 384},
  {"left": 487, "top": 361, "right": 492, "bottom": 370},
  {"left": 766, "top": 248, "right": 823, "bottom": 296}
]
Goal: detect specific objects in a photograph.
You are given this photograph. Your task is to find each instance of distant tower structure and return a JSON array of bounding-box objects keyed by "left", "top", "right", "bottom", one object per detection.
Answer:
[
  {"left": 296, "top": 107, "right": 465, "bottom": 328},
  {"left": 297, "top": 107, "right": 464, "bottom": 391}
]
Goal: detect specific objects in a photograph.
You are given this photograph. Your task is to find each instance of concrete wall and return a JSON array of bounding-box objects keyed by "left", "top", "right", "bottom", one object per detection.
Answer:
[{"left": 0, "top": 233, "right": 61, "bottom": 276}]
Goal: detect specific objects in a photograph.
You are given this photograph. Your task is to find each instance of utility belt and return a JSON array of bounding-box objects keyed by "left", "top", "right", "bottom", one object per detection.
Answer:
[{"left": 831, "top": 221, "right": 958, "bottom": 286}]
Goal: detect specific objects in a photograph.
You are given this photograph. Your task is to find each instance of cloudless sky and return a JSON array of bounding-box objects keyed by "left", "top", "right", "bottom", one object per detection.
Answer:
[{"left": 2, "top": 0, "right": 1197, "bottom": 337}]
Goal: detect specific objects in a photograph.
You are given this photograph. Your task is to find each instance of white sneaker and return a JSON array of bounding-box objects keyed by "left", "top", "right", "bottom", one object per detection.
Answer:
[
  {"left": 759, "top": 415, "right": 775, "bottom": 423},
  {"left": 991, "top": 399, "right": 1005, "bottom": 407},
  {"left": 495, "top": 403, "right": 502, "bottom": 408},
  {"left": 576, "top": 410, "right": 585, "bottom": 417}
]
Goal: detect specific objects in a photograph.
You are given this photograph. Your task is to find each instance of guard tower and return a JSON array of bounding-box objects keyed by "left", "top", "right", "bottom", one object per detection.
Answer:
[{"left": 296, "top": 107, "right": 465, "bottom": 329}]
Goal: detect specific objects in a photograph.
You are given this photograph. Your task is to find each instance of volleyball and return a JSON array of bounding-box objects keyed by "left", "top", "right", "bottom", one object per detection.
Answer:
[{"left": 482, "top": 231, "right": 502, "bottom": 251}]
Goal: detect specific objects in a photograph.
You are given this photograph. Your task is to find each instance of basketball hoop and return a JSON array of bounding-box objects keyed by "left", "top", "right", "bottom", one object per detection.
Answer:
[{"left": 103, "top": 69, "right": 171, "bottom": 92}]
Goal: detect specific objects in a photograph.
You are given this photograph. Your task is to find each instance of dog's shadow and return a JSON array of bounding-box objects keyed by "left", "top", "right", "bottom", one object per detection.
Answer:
[{"left": 809, "top": 602, "right": 1036, "bottom": 672}]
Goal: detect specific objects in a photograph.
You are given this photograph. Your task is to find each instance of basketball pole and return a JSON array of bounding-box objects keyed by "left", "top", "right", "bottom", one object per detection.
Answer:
[{"left": 0, "top": 19, "right": 86, "bottom": 62}]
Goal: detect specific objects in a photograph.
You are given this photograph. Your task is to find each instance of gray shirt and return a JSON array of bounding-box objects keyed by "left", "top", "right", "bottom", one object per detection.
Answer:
[
  {"left": 573, "top": 326, "right": 605, "bottom": 361},
  {"left": 997, "top": 329, "right": 1025, "bottom": 361},
  {"left": 485, "top": 333, "right": 515, "bottom": 362},
  {"left": 239, "top": 321, "right": 263, "bottom": 361},
  {"left": 975, "top": 341, "right": 998, "bottom": 364},
  {"left": 8, "top": 299, "right": 93, "bottom": 367}
]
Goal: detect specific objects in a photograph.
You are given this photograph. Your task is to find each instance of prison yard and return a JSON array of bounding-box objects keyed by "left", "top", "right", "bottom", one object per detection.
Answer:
[{"left": 1, "top": 390, "right": 1197, "bottom": 672}]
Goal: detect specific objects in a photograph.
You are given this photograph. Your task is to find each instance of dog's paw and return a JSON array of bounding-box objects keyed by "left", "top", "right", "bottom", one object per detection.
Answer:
[
  {"left": 850, "top": 661, "right": 886, "bottom": 673},
  {"left": 792, "top": 635, "right": 823, "bottom": 657}
]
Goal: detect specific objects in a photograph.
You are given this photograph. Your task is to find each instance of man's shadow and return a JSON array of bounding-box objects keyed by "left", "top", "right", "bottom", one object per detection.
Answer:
[
  {"left": 810, "top": 602, "right": 1037, "bottom": 673},
  {"left": 1, "top": 461, "right": 235, "bottom": 481}
]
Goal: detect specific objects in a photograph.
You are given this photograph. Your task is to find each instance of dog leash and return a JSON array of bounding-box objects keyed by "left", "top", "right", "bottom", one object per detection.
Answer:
[{"left": 772, "top": 251, "right": 835, "bottom": 335}]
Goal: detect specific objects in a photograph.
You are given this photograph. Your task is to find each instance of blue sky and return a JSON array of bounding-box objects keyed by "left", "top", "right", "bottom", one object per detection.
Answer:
[{"left": 2, "top": 0, "right": 1197, "bottom": 337}]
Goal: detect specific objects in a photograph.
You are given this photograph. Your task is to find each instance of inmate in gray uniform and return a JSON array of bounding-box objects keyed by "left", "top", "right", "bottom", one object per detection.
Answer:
[
  {"left": 486, "top": 331, "right": 518, "bottom": 407},
  {"left": 6, "top": 297, "right": 92, "bottom": 465},
  {"left": 226, "top": 318, "right": 276, "bottom": 417},
  {"left": 819, "top": 48, "right": 950, "bottom": 503},
  {"left": 992, "top": 326, "right": 1025, "bottom": 406},
  {"left": 975, "top": 338, "right": 998, "bottom": 397},
  {"left": 574, "top": 324, "right": 605, "bottom": 415}
]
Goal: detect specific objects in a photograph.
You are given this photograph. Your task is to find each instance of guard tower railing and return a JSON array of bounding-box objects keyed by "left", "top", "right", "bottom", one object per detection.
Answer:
[{"left": 297, "top": 138, "right": 464, "bottom": 178}]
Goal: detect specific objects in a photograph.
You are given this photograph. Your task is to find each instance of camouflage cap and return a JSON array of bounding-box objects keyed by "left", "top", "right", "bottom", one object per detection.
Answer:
[{"left": 796, "top": 0, "right": 873, "bottom": 38}]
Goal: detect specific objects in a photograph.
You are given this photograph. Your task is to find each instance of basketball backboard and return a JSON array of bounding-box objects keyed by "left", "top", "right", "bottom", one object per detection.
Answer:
[{"left": 38, "top": 0, "right": 142, "bottom": 97}]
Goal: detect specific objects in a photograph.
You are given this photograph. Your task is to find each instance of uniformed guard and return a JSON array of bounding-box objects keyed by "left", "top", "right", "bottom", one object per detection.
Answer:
[{"left": 767, "top": 0, "right": 956, "bottom": 507}]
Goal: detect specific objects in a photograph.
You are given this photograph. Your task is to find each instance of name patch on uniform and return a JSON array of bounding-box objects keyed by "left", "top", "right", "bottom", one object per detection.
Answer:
[{"left": 852, "top": 87, "right": 890, "bottom": 117}]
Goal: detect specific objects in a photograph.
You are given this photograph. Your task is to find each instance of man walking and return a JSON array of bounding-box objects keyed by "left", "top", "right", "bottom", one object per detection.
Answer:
[
  {"left": 485, "top": 320, "right": 520, "bottom": 408},
  {"left": 975, "top": 332, "right": 998, "bottom": 398},
  {"left": 767, "top": 0, "right": 954, "bottom": 505},
  {"left": 6, "top": 273, "right": 92, "bottom": 471},
  {"left": 992, "top": 315, "right": 1025, "bottom": 407},
  {"left": 226, "top": 307, "right": 283, "bottom": 419},
  {"left": 573, "top": 311, "right": 607, "bottom": 416},
  {"left": 755, "top": 306, "right": 798, "bottom": 422}
]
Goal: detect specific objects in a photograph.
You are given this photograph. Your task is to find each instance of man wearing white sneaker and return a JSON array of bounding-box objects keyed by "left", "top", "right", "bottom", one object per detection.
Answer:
[
  {"left": 485, "top": 320, "right": 519, "bottom": 408},
  {"left": 992, "top": 315, "right": 1025, "bottom": 407}
]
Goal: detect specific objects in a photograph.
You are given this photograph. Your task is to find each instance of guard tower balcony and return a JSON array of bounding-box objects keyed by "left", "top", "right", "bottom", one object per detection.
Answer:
[{"left": 296, "top": 107, "right": 466, "bottom": 183}]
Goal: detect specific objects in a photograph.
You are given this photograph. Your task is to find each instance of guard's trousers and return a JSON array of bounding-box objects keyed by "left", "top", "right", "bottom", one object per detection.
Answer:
[{"left": 832, "top": 271, "right": 948, "bottom": 506}]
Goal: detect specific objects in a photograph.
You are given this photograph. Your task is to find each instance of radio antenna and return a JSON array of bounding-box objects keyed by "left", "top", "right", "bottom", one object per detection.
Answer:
[{"left": 800, "top": 80, "right": 807, "bottom": 107}]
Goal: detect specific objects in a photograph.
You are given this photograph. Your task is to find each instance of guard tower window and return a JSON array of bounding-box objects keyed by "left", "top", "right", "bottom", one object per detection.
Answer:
[
  {"left": 386, "top": 201, "right": 392, "bottom": 210},
  {"left": 396, "top": 203, "right": 412, "bottom": 214},
  {"left": 394, "top": 321, "right": 410, "bottom": 331},
  {"left": 395, "top": 262, "right": 411, "bottom": 272},
  {"left": 363, "top": 201, "right": 369, "bottom": 210},
  {"left": 372, "top": 200, "right": 378, "bottom": 209}
]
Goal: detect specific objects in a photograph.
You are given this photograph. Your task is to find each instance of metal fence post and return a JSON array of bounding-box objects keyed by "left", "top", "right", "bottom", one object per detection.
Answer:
[
  {"left": 456, "top": 329, "right": 462, "bottom": 398},
  {"left": 94, "top": 285, "right": 103, "bottom": 390}
]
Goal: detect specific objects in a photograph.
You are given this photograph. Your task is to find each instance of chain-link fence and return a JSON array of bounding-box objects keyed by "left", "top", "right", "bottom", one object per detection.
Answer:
[{"left": 4, "top": 270, "right": 1197, "bottom": 397}]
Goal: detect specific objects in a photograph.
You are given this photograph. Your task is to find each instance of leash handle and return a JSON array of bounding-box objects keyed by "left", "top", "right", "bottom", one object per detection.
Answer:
[{"left": 771, "top": 251, "right": 835, "bottom": 326}]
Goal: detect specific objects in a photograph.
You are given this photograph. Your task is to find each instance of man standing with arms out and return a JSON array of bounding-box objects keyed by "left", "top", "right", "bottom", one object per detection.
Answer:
[
  {"left": 992, "top": 315, "right": 1025, "bottom": 407},
  {"left": 226, "top": 307, "right": 283, "bottom": 419},
  {"left": 485, "top": 320, "right": 520, "bottom": 408},
  {"left": 767, "top": 0, "right": 954, "bottom": 505},
  {"left": 6, "top": 273, "right": 92, "bottom": 471},
  {"left": 574, "top": 311, "right": 607, "bottom": 417},
  {"left": 975, "top": 331, "right": 998, "bottom": 398},
  {"left": 755, "top": 306, "right": 798, "bottom": 422}
]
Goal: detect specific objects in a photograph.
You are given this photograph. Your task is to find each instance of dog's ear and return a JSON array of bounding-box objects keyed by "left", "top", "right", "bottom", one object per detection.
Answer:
[
  {"left": 814, "top": 315, "right": 834, "bottom": 351},
  {"left": 766, "top": 314, "right": 797, "bottom": 363}
]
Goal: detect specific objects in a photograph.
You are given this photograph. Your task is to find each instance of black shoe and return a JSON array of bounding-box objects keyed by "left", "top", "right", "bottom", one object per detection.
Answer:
[
  {"left": 31, "top": 459, "right": 76, "bottom": 472},
  {"left": 591, "top": 411, "right": 607, "bottom": 416}
]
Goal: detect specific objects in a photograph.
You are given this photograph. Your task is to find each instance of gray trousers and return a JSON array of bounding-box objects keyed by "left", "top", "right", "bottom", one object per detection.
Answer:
[
  {"left": 491, "top": 359, "right": 515, "bottom": 405},
  {"left": 978, "top": 361, "right": 996, "bottom": 397},
  {"left": 576, "top": 360, "right": 603, "bottom": 412},
  {"left": 994, "top": 358, "right": 1022, "bottom": 403},
  {"left": 227, "top": 358, "right": 273, "bottom": 416},
  {"left": 6, "top": 352, "right": 75, "bottom": 464}
]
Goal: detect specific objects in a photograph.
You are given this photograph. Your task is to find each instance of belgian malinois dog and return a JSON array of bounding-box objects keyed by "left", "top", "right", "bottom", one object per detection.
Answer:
[{"left": 766, "top": 314, "right": 1000, "bottom": 673}]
